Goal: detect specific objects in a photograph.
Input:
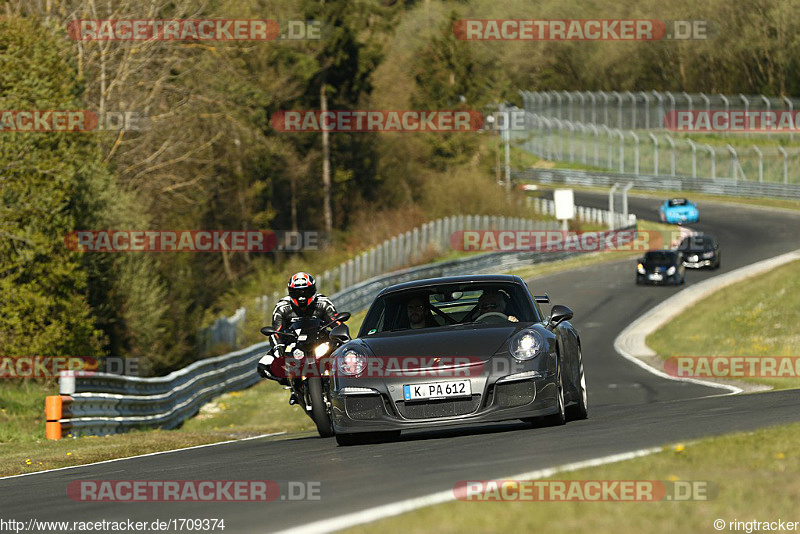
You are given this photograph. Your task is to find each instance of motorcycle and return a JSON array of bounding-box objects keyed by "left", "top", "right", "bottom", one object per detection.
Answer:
[{"left": 258, "top": 312, "right": 351, "bottom": 437}]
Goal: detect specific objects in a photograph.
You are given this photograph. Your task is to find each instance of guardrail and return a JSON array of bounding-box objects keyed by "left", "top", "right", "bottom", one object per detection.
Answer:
[
  {"left": 46, "top": 201, "right": 636, "bottom": 439},
  {"left": 513, "top": 167, "right": 800, "bottom": 200},
  {"left": 45, "top": 342, "right": 267, "bottom": 439}
]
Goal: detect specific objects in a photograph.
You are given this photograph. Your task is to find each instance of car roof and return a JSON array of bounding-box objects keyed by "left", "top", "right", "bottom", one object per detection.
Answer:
[
  {"left": 644, "top": 250, "right": 678, "bottom": 257},
  {"left": 376, "top": 274, "right": 526, "bottom": 297}
]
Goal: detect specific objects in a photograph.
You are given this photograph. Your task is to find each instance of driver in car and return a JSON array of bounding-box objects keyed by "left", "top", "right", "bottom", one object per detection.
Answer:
[
  {"left": 406, "top": 295, "right": 438, "bottom": 329},
  {"left": 477, "top": 290, "right": 519, "bottom": 322}
]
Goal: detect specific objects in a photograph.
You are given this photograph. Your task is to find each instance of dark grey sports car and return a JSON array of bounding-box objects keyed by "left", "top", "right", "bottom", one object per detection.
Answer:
[{"left": 329, "top": 275, "right": 588, "bottom": 446}]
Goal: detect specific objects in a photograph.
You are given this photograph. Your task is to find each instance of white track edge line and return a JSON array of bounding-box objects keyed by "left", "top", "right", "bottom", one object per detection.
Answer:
[
  {"left": 0, "top": 432, "right": 286, "bottom": 481},
  {"left": 274, "top": 446, "right": 662, "bottom": 534}
]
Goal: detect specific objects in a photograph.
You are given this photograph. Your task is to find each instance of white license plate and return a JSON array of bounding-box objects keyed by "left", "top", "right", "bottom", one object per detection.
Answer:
[
  {"left": 649, "top": 273, "right": 663, "bottom": 280},
  {"left": 403, "top": 380, "right": 471, "bottom": 401}
]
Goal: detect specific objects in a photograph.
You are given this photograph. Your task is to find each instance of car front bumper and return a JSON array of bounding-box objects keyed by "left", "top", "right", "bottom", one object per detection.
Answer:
[
  {"left": 684, "top": 259, "right": 713, "bottom": 268},
  {"left": 637, "top": 273, "right": 680, "bottom": 285},
  {"left": 331, "top": 374, "right": 560, "bottom": 434}
]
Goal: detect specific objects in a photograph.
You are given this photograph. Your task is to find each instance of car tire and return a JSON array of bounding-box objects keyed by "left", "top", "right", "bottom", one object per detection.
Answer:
[
  {"left": 541, "top": 367, "right": 566, "bottom": 426},
  {"left": 335, "top": 430, "right": 399, "bottom": 446},
  {"left": 335, "top": 432, "right": 368, "bottom": 446},
  {"left": 308, "top": 377, "right": 334, "bottom": 438},
  {"left": 566, "top": 350, "right": 588, "bottom": 421}
]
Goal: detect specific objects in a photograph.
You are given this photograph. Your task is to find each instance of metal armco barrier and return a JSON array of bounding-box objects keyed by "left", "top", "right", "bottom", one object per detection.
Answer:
[
  {"left": 45, "top": 342, "right": 267, "bottom": 439},
  {"left": 46, "top": 202, "right": 636, "bottom": 439},
  {"left": 514, "top": 167, "right": 800, "bottom": 200}
]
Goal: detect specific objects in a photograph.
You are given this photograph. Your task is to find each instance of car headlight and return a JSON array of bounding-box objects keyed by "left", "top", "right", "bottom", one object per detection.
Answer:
[
  {"left": 314, "top": 342, "right": 330, "bottom": 358},
  {"left": 510, "top": 330, "right": 545, "bottom": 361},
  {"left": 637, "top": 263, "right": 646, "bottom": 274},
  {"left": 292, "top": 348, "right": 305, "bottom": 359},
  {"left": 337, "top": 349, "right": 367, "bottom": 376},
  {"left": 667, "top": 266, "right": 676, "bottom": 275},
  {"left": 703, "top": 251, "right": 714, "bottom": 259}
]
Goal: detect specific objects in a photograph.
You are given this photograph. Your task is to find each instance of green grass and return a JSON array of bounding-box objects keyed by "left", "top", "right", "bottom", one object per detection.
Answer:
[
  {"left": 647, "top": 260, "right": 800, "bottom": 390},
  {"left": 344, "top": 422, "right": 800, "bottom": 534},
  {"left": 0, "top": 380, "right": 57, "bottom": 444},
  {"left": 0, "top": 379, "right": 314, "bottom": 478}
]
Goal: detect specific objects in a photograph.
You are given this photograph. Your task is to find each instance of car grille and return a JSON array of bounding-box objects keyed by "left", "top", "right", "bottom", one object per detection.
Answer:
[
  {"left": 345, "top": 396, "right": 384, "bottom": 420},
  {"left": 493, "top": 380, "right": 536, "bottom": 408},
  {"left": 396, "top": 395, "right": 481, "bottom": 419}
]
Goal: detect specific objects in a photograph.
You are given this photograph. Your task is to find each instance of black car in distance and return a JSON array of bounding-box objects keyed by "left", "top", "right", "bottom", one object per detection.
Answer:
[
  {"left": 677, "top": 234, "right": 721, "bottom": 269},
  {"left": 636, "top": 250, "right": 686, "bottom": 286}
]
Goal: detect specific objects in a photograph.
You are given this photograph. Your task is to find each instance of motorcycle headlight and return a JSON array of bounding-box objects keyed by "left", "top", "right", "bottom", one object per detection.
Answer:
[
  {"left": 703, "top": 251, "right": 714, "bottom": 259},
  {"left": 510, "top": 330, "right": 545, "bottom": 361},
  {"left": 667, "top": 266, "right": 676, "bottom": 275},
  {"left": 314, "top": 342, "right": 330, "bottom": 358},
  {"left": 337, "top": 349, "right": 367, "bottom": 376},
  {"left": 637, "top": 263, "right": 646, "bottom": 274},
  {"left": 292, "top": 348, "right": 305, "bottom": 359}
]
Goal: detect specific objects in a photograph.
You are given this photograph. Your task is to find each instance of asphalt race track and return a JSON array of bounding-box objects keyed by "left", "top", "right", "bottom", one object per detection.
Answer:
[{"left": 2, "top": 192, "right": 799, "bottom": 533}]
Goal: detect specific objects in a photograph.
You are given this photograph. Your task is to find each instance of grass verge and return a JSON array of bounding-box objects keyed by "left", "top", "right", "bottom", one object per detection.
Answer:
[
  {"left": 647, "top": 260, "right": 800, "bottom": 391},
  {"left": 0, "top": 379, "right": 313, "bottom": 478},
  {"left": 344, "top": 422, "right": 800, "bottom": 533}
]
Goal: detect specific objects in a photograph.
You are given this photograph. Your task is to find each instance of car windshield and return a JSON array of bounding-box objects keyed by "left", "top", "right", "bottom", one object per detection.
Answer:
[
  {"left": 358, "top": 282, "right": 538, "bottom": 335},
  {"left": 678, "top": 236, "right": 713, "bottom": 251},
  {"left": 644, "top": 251, "right": 677, "bottom": 266},
  {"left": 668, "top": 198, "right": 689, "bottom": 207}
]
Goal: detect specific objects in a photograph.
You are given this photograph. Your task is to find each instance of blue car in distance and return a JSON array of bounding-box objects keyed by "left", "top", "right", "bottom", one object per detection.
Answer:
[{"left": 659, "top": 198, "right": 699, "bottom": 224}]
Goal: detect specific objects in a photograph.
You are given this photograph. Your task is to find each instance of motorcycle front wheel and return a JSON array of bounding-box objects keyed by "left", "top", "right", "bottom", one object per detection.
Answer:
[{"left": 307, "top": 377, "right": 334, "bottom": 437}]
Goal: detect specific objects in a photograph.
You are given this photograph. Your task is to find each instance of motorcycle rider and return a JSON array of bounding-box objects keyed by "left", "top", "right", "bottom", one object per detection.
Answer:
[{"left": 257, "top": 272, "right": 338, "bottom": 403}]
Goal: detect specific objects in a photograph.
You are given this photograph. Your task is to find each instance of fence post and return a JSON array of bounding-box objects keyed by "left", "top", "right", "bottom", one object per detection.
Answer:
[
  {"left": 687, "top": 139, "right": 698, "bottom": 177},
  {"left": 753, "top": 145, "right": 763, "bottom": 182},
  {"left": 629, "top": 130, "right": 639, "bottom": 175},
  {"left": 778, "top": 146, "right": 789, "bottom": 184},
  {"left": 665, "top": 134, "right": 676, "bottom": 176},
  {"left": 649, "top": 133, "right": 658, "bottom": 176}
]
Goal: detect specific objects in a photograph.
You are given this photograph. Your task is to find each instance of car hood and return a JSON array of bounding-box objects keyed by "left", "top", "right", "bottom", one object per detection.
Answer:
[
  {"left": 644, "top": 262, "right": 674, "bottom": 270},
  {"left": 359, "top": 324, "right": 523, "bottom": 362}
]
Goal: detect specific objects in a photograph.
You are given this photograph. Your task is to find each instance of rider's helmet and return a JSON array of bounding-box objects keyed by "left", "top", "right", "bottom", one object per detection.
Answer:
[{"left": 287, "top": 272, "right": 317, "bottom": 316}]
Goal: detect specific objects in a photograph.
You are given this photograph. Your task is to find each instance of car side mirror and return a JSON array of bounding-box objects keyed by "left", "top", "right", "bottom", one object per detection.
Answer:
[
  {"left": 330, "top": 324, "right": 351, "bottom": 344},
  {"left": 260, "top": 326, "right": 278, "bottom": 337},
  {"left": 548, "top": 304, "right": 573, "bottom": 328}
]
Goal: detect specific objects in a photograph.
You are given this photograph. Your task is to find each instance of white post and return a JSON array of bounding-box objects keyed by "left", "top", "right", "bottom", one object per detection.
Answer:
[
  {"left": 687, "top": 139, "right": 698, "bottom": 177},
  {"left": 629, "top": 130, "right": 640, "bottom": 175},
  {"left": 704, "top": 144, "right": 716, "bottom": 179},
  {"left": 778, "top": 146, "right": 789, "bottom": 184},
  {"left": 753, "top": 145, "right": 763, "bottom": 182},
  {"left": 649, "top": 132, "right": 659, "bottom": 175}
]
